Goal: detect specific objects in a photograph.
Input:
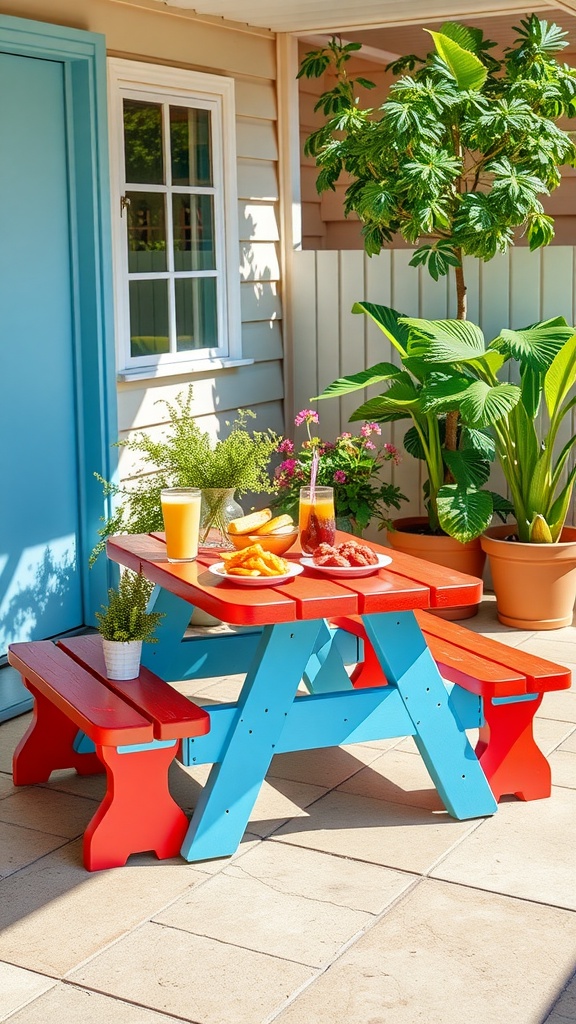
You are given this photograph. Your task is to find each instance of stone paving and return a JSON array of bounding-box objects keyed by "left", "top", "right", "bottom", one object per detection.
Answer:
[{"left": 1, "top": 594, "right": 575, "bottom": 1024}]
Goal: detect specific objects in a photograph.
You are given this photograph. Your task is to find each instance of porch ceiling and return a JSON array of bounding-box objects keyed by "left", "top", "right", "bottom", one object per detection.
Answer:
[{"left": 151, "top": 0, "right": 576, "bottom": 35}]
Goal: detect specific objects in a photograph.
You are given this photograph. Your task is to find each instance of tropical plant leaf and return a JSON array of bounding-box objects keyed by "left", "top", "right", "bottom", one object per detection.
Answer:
[
  {"left": 313, "top": 362, "right": 401, "bottom": 400},
  {"left": 544, "top": 333, "right": 576, "bottom": 421},
  {"left": 443, "top": 448, "right": 491, "bottom": 488},
  {"left": 461, "top": 427, "right": 496, "bottom": 460},
  {"left": 495, "top": 317, "right": 573, "bottom": 370},
  {"left": 402, "top": 424, "right": 426, "bottom": 461},
  {"left": 403, "top": 318, "right": 486, "bottom": 362},
  {"left": 352, "top": 303, "right": 411, "bottom": 357},
  {"left": 425, "top": 30, "right": 488, "bottom": 91},
  {"left": 436, "top": 485, "right": 494, "bottom": 544},
  {"left": 458, "top": 381, "right": 521, "bottom": 427}
]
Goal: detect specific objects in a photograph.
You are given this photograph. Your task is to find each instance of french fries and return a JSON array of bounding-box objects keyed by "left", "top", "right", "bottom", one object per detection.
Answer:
[{"left": 221, "top": 542, "right": 289, "bottom": 577}]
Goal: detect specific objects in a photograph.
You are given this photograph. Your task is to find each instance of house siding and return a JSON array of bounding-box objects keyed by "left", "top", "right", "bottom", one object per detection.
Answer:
[{"left": 7, "top": 0, "right": 284, "bottom": 488}]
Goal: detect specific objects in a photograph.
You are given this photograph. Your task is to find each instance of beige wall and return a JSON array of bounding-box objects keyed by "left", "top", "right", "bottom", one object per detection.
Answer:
[
  {"left": 5, "top": 0, "right": 284, "bottom": 487},
  {"left": 299, "top": 43, "right": 576, "bottom": 251}
]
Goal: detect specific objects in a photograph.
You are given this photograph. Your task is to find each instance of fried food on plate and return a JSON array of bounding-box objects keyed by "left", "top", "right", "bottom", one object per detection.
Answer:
[{"left": 221, "top": 542, "right": 289, "bottom": 577}]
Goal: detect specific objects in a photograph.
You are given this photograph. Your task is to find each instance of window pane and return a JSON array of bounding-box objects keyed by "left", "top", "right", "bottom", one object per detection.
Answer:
[
  {"left": 173, "top": 194, "right": 215, "bottom": 271},
  {"left": 126, "top": 192, "right": 167, "bottom": 273},
  {"left": 129, "top": 280, "right": 170, "bottom": 357},
  {"left": 123, "top": 99, "right": 164, "bottom": 184},
  {"left": 170, "top": 106, "right": 212, "bottom": 186},
  {"left": 175, "top": 277, "right": 217, "bottom": 351}
]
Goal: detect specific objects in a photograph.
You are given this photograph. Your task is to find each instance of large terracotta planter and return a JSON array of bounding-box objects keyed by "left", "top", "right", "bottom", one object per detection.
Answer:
[
  {"left": 386, "top": 516, "right": 485, "bottom": 620},
  {"left": 481, "top": 523, "right": 576, "bottom": 630}
]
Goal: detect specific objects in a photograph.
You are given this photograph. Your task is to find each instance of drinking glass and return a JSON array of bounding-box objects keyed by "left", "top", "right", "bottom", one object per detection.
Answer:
[
  {"left": 299, "top": 486, "right": 335, "bottom": 553},
  {"left": 161, "top": 488, "right": 202, "bottom": 562}
]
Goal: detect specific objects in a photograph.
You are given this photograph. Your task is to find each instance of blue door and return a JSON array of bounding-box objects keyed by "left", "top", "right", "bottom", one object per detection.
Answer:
[{"left": 0, "top": 52, "right": 83, "bottom": 655}]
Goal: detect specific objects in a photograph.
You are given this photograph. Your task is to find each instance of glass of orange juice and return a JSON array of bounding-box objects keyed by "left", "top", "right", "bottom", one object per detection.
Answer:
[
  {"left": 299, "top": 486, "right": 335, "bottom": 553},
  {"left": 160, "top": 488, "right": 202, "bottom": 562}
]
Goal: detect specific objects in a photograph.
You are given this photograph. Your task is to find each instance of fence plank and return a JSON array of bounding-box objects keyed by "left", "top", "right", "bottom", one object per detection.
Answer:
[{"left": 315, "top": 250, "right": 341, "bottom": 443}]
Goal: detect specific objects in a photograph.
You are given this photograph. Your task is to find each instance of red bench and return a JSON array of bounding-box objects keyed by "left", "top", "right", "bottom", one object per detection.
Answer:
[
  {"left": 8, "top": 635, "right": 210, "bottom": 871},
  {"left": 330, "top": 612, "right": 571, "bottom": 802}
]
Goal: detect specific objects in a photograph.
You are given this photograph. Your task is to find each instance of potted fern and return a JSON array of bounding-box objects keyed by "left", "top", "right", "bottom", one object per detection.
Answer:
[
  {"left": 96, "top": 569, "right": 164, "bottom": 679},
  {"left": 299, "top": 16, "right": 576, "bottom": 579}
]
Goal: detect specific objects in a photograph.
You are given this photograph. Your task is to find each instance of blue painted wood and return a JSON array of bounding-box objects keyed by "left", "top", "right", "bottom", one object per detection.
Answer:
[
  {"left": 0, "top": 667, "right": 33, "bottom": 723},
  {"left": 181, "top": 620, "right": 323, "bottom": 861},
  {"left": 302, "top": 619, "right": 353, "bottom": 694},
  {"left": 142, "top": 588, "right": 263, "bottom": 680},
  {"left": 182, "top": 682, "right": 483, "bottom": 766},
  {"left": 362, "top": 612, "right": 497, "bottom": 819},
  {"left": 117, "top": 739, "right": 176, "bottom": 754},
  {"left": 0, "top": 15, "right": 117, "bottom": 718}
]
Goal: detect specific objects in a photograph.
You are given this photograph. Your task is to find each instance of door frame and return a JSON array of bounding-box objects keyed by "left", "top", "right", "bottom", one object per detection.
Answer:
[{"left": 0, "top": 14, "right": 118, "bottom": 625}]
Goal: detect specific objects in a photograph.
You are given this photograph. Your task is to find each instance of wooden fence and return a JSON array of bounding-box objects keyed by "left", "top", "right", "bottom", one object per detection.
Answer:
[{"left": 290, "top": 247, "right": 576, "bottom": 523}]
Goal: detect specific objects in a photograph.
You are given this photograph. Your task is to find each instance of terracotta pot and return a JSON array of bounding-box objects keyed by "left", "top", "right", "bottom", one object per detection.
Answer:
[
  {"left": 386, "top": 516, "right": 486, "bottom": 620},
  {"left": 481, "top": 523, "right": 576, "bottom": 630}
]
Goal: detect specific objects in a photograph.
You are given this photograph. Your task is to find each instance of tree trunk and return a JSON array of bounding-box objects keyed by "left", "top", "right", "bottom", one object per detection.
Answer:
[{"left": 444, "top": 257, "right": 467, "bottom": 454}]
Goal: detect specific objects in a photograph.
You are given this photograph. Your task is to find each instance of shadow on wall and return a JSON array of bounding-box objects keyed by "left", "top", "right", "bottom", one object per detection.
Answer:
[{"left": 0, "top": 546, "right": 77, "bottom": 652}]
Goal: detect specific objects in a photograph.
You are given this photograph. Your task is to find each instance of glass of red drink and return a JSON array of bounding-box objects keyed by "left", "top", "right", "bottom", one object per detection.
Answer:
[{"left": 299, "top": 486, "right": 335, "bottom": 553}]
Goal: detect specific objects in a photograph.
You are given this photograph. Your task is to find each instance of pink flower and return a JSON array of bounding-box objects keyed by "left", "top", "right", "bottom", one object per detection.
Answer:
[
  {"left": 384, "top": 442, "right": 401, "bottom": 465},
  {"left": 334, "top": 470, "right": 347, "bottom": 484},
  {"left": 294, "top": 409, "right": 319, "bottom": 427},
  {"left": 364, "top": 440, "right": 376, "bottom": 450},
  {"left": 360, "top": 422, "right": 382, "bottom": 437},
  {"left": 339, "top": 432, "right": 352, "bottom": 439},
  {"left": 277, "top": 438, "right": 294, "bottom": 454},
  {"left": 279, "top": 458, "right": 298, "bottom": 477}
]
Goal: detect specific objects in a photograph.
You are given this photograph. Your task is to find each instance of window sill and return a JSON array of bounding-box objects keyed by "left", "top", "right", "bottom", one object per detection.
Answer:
[{"left": 116, "top": 357, "right": 254, "bottom": 383}]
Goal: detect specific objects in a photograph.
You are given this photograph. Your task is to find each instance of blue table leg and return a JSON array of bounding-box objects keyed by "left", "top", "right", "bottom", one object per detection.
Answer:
[
  {"left": 180, "top": 619, "right": 323, "bottom": 862},
  {"left": 363, "top": 611, "right": 497, "bottom": 820}
]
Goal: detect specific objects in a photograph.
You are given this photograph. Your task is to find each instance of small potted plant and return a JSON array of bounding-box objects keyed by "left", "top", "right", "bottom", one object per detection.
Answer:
[
  {"left": 96, "top": 568, "right": 164, "bottom": 679},
  {"left": 272, "top": 407, "right": 406, "bottom": 535}
]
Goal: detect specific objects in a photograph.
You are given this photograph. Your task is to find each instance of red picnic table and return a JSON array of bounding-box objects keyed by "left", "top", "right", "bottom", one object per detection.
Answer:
[{"left": 106, "top": 530, "right": 498, "bottom": 862}]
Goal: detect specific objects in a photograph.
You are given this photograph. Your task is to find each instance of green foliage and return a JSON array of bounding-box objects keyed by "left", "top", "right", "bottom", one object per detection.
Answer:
[
  {"left": 272, "top": 410, "right": 406, "bottom": 532},
  {"left": 397, "top": 315, "right": 576, "bottom": 542},
  {"left": 313, "top": 305, "right": 514, "bottom": 544},
  {"left": 91, "top": 387, "right": 279, "bottom": 563},
  {"left": 299, "top": 16, "right": 576, "bottom": 277},
  {"left": 95, "top": 569, "right": 164, "bottom": 643}
]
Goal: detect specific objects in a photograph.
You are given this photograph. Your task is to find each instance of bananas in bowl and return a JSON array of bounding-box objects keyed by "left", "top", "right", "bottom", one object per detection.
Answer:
[{"left": 227, "top": 509, "right": 298, "bottom": 556}]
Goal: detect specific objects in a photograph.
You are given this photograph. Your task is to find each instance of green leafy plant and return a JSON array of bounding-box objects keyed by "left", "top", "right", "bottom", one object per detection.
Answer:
[
  {"left": 300, "top": 16, "right": 576, "bottom": 539},
  {"left": 91, "top": 387, "right": 279, "bottom": 563},
  {"left": 272, "top": 408, "right": 406, "bottom": 533},
  {"left": 315, "top": 305, "right": 513, "bottom": 542},
  {"left": 396, "top": 314, "right": 576, "bottom": 542},
  {"left": 95, "top": 569, "right": 164, "bottom": 643}
]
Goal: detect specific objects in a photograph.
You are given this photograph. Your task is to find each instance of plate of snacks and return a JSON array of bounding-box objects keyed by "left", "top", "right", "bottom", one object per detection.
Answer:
[
  {"left": 301, "top": 541, "right": 392, "bottom": 578},
  {"left": 226, "top": 509, "right": 298, "bottom": 556},
  {"left": 210, "top": 542, "right": 304, "bottom": 585}
]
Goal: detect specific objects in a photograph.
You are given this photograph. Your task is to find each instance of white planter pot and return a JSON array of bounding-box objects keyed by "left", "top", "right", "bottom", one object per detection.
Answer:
[{"left": 102, "top": 639, "right": 143, "bottom": 680}]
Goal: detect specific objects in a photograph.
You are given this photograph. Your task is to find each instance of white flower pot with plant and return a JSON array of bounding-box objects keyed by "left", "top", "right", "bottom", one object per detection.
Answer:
[{"left": 96, "top": 569, "right": 165, "bottom": 679}]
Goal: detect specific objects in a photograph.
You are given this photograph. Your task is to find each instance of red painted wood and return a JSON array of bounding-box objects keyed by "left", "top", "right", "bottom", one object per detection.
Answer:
[
  {"left": 8, "top": 642, "right": 153, "bottom": 745},
  {"left": 107, "top": 534, "right": 299, "bottom": 626},
  {"left": 108, "top": 532, "right": 483, "bottom": 625},
  {"left": 13, "top": 687, "right": 102, "bottom": 785},
  {"left": 84, "top": 742, "right": 189, "bottom": 870},
  {"left": 476, "top": 694, "right": 551, "bottom": 801},
  {"left": 58, "top": 635, "right": 210, "bottom": 740},
  {"left": 415, "top": 612, "right": 572, "bottom": 693}
]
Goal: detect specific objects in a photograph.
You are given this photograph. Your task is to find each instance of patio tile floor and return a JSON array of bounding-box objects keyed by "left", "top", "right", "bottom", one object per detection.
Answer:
[{"left": 1, "top": 595, "right": 575, "bottom": 1024}]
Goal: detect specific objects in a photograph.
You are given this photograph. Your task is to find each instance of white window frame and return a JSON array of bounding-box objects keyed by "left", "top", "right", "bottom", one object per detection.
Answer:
[{"left": 108, "top": 58, "right": 245, "bottom": 380}]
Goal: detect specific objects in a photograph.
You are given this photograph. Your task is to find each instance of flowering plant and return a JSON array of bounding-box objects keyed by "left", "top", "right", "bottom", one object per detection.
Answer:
[{"left": 273, "top": 410, "right": 406, "bottom": 533}]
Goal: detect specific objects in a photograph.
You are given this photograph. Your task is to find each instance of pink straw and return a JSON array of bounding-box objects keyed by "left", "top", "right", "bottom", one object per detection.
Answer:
[{"left": 310, "top": 448, "right": 319, "bottom": 502}]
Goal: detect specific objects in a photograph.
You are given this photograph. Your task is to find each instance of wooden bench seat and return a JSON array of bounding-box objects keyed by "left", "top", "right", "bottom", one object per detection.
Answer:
[
  {"left": 330, "top": 612, "right": 572, "bottom": 803},
  {"left": 8, "top": 635, "right": 210, "bottom": 871}
]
